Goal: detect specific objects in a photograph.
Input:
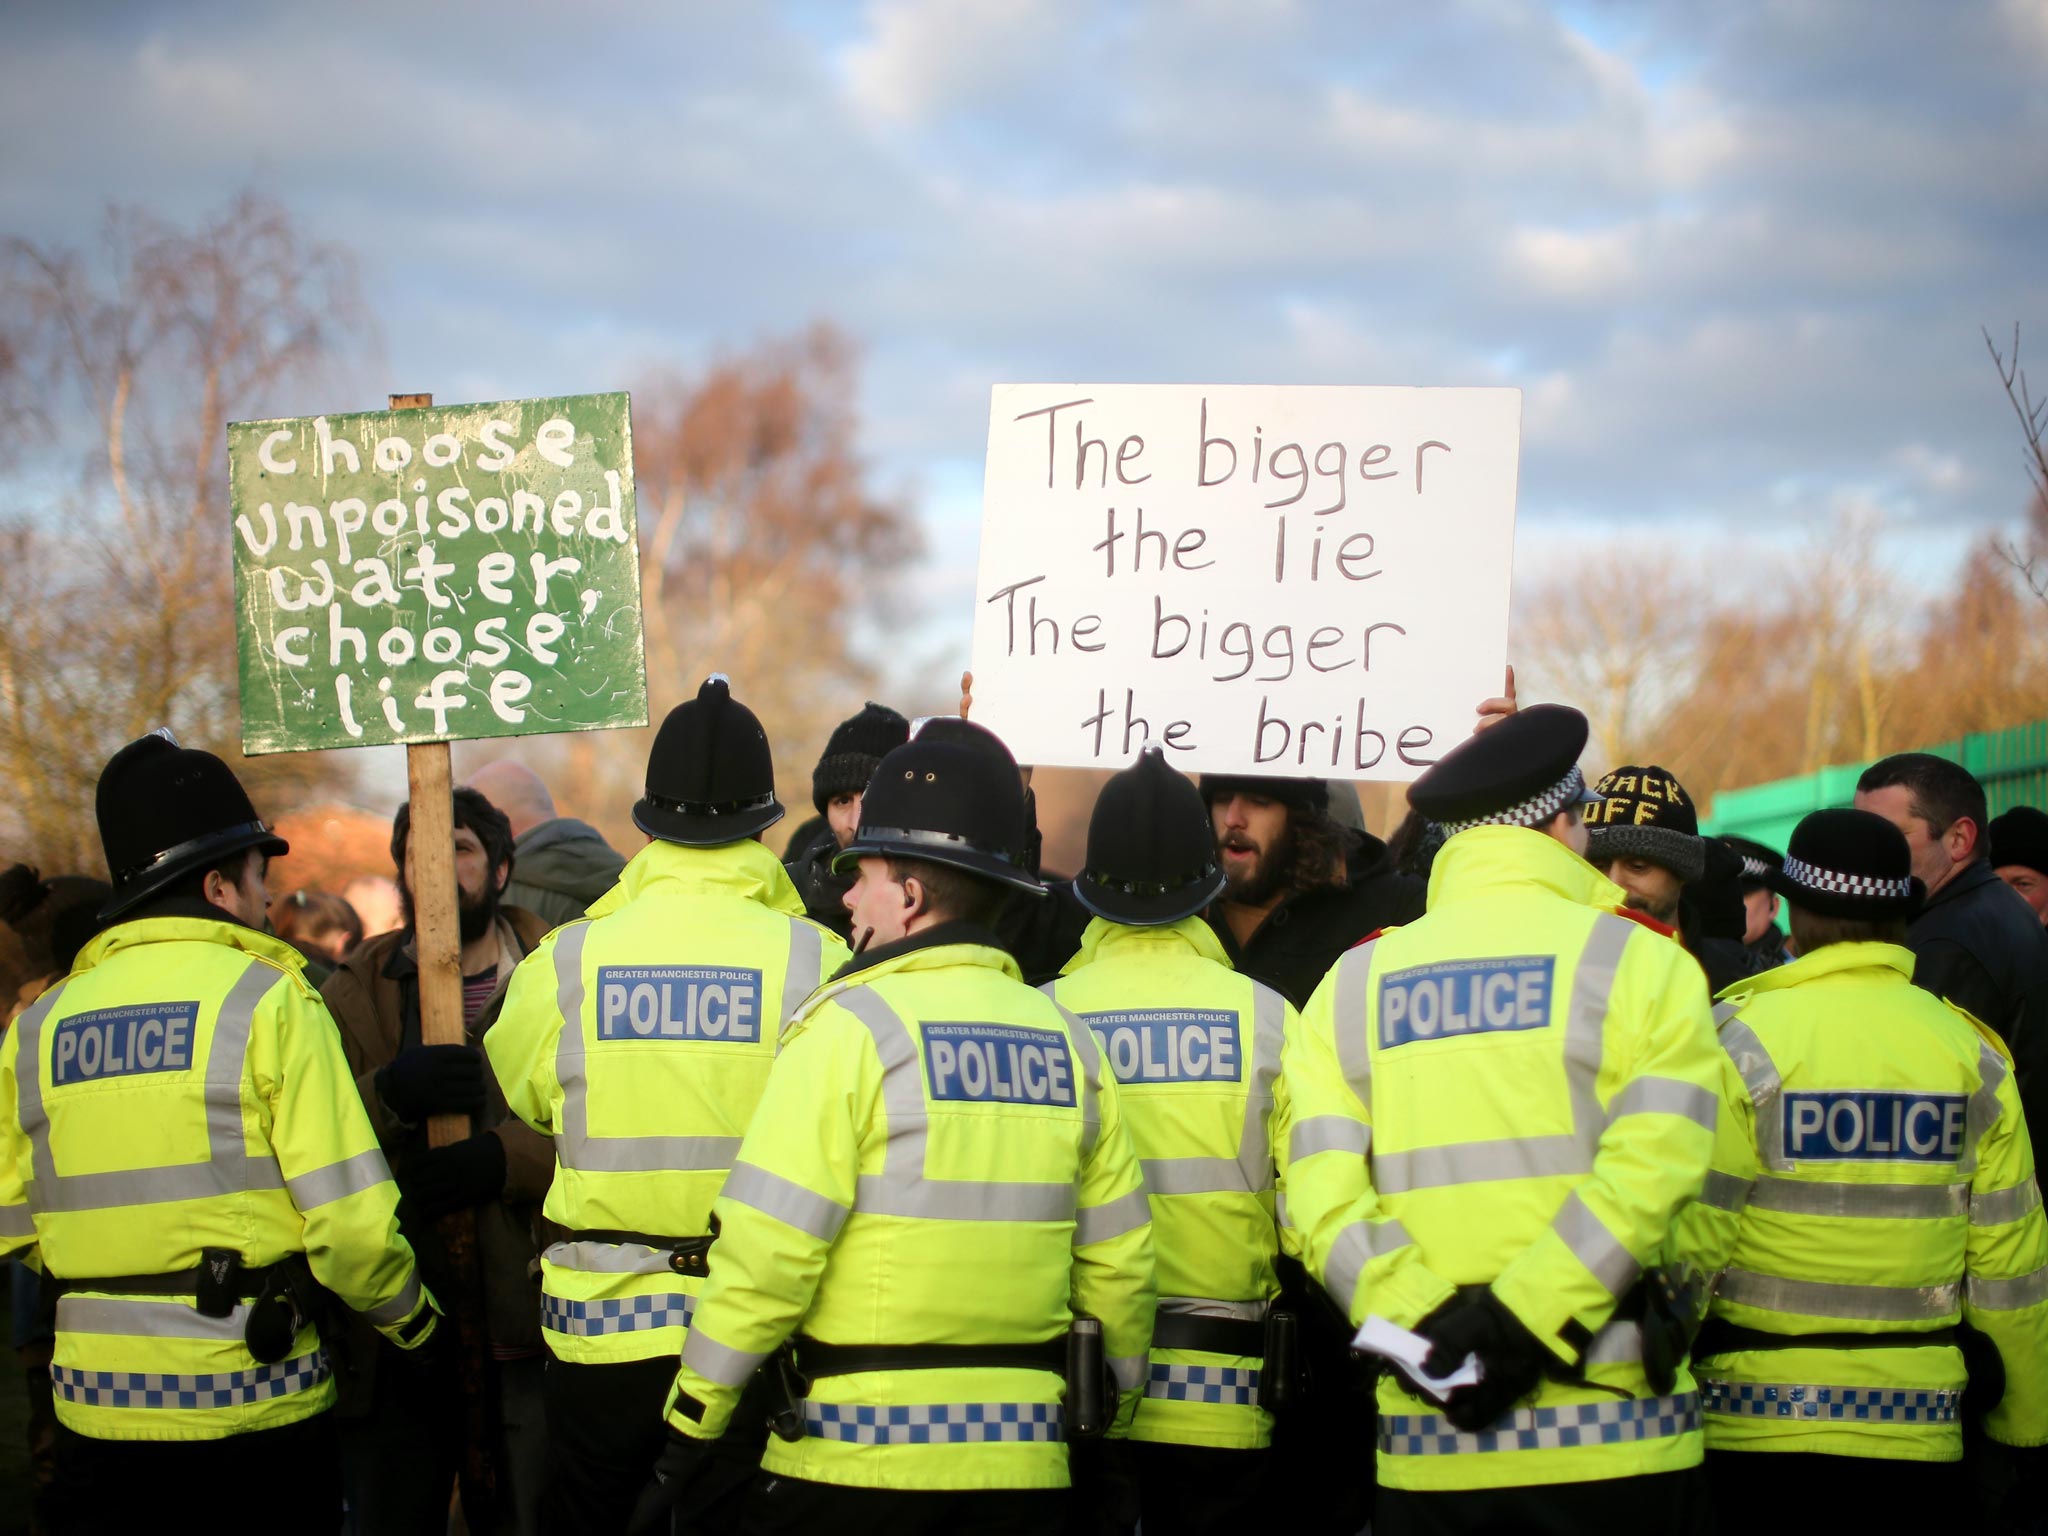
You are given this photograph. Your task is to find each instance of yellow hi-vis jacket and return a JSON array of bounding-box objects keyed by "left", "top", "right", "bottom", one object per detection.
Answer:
[
  {"left": 1047, "top": 915, "right": 1292, "bottom": 1450},
  {"left": 486, "top": 839, "right": 848, "bottom": 1365},
  {"left": 1285, "top": 826, "right": 1722, "bottom": 1491},
  {"left": 663, "top": 929, "right": 1157, "bottom": 1491},
  {"left": 1680, "top": 942, "right": 2048, "bottom": 1460},
  {"left": 0, "top": 917, "right": 434, "bottom": 1442}
]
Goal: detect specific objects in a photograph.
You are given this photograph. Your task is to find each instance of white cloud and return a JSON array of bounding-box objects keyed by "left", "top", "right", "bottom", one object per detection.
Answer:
[{"left": 840, "top": 0, "right": 1085, "bottom": 127}]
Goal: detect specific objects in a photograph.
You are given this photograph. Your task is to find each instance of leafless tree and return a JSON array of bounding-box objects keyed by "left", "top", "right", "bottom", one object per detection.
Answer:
[{"left": 0, "top": 194, "right": 367, "bottom": 870}]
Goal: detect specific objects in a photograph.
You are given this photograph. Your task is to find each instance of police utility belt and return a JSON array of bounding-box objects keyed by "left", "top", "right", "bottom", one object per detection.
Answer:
[
  {"left": 55, "top": 1248, "right": 361, "bottom": 1364},
  {"left": 770, "top": 1316, "right": 1117, "bottom": 1443},
  {"left": 1152, "top": 1308, "right": 1301, "bottom": 1412}
]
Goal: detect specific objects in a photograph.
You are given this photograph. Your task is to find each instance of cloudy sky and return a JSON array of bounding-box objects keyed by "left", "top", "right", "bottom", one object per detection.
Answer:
[{"left": 6, "top": 0, "right": 2047, "bottom": 690}]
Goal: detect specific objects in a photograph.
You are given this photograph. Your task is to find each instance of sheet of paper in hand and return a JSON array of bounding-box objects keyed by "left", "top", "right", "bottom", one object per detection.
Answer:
[{"left": 968, "top": 384, "right": 1520, "bottom": 778}]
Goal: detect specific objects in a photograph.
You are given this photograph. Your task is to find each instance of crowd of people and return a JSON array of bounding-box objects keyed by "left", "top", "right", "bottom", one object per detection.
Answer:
[{"left": 0, "top": 666, "right": 2044, "bottom": 1536}]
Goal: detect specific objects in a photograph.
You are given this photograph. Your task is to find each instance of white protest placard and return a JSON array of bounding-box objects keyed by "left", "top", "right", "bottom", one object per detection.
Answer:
[{"left": 968, "top": 385, "right": 1521, "bottom": 778}]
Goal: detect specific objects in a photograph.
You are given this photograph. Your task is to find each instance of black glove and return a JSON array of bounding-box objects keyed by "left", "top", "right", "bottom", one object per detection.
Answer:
[
  {"left": 397, "top": 1132, "right": 507, "bottom": 1218},
  {"left": 1413, "top": 1287, "right": 1551, "bottom": 1432},
  {"left": 625, "top": 1430, "right": 709, "bottom": 1536},
  {"left": 376, "top": 1044, "right": 487, "bottom": 1123}
]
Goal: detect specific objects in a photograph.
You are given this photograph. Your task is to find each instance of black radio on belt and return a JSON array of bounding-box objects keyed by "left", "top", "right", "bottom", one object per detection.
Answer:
[{"left": 194, "top": 1248, "right": 243, "bottom": 1320}]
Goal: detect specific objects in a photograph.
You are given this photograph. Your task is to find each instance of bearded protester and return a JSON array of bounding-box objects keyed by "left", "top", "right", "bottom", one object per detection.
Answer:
[
  {"left": 1200, "top": 775, "right": 1424, "bottom": 1010},
  {"left": 320, "top": 787, "right": 553, "bottom": 1535}
]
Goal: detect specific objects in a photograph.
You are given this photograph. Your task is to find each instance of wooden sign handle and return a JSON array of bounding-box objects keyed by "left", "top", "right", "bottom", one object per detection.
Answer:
[{"left": 390, "top": 392, "right": 470, "bottom": 1152}]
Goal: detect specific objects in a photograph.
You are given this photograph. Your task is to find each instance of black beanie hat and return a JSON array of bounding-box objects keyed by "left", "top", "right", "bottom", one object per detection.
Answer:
[
  {"left": 1989, "top": 806, "right": 2048, "bottom": 878},
  {"left": 812, "top": 703, "right": 910, "bottom": 814},
  {"left": 1199, "top": 774, "right": 1329, "bottom": 814},
  {"left": 1074, "top": 747, "right": 1227, "bottom": 926},
  {"left": 96, "top": 732, "right": 289, "bottom": 920},
  {"left": 1769, "top": 807, "right": 1923, "bottom": 920},
  {"left": 1584, "top": 765, "right": 1706, "bottom": 883},
  {"left": 833, "top": 720, "right": 1043, "bottom": 895},
  {"left": 633, "top": 675, "right": 785, "bottom": 847}
]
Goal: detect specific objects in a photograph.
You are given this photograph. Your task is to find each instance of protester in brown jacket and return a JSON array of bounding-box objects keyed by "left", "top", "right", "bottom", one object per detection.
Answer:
[{"left": 320, "top": 787, "right": 553, "bottom": 1536}]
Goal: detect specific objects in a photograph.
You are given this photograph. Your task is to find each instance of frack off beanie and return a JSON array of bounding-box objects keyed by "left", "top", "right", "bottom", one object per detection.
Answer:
[{"left": 1583, "top": 764, "right": 1707, "bottom": 883}]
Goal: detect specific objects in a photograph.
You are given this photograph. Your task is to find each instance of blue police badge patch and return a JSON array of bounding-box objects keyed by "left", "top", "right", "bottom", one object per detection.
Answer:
[
  {"left": 1083, "top": 1009, "right": 1242, "bottom": 1085},
  {"left": 1783, "top": 1091, "right": 1967, "bottom": 1163},
  {"left": 596, "top": 966, "right": 763, "bottom": 1043},
  {"left": 922, "top": 1022, "right": 1076, "bottom": 1107},
  {"left": 1378, "top": 958, "right": 1555, "bottom": 1049},
  {"left": 51, "top": 1002, "right": 199, "bottom": 1085}
]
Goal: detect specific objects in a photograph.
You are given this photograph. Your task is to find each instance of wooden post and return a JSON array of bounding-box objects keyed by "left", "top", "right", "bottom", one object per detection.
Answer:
[
  {"left": 390, "top": 391, "right": 498, "bottom": 1531},
  {"left": 391, "top": 392, "right": 469, "bottom": 1147}
]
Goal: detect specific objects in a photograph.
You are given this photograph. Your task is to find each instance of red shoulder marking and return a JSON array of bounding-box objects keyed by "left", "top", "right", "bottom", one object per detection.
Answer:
[
  {"left": 1352, "top": 926, "right": 1396, "bottom": 948},
  {"left": 1614, "top": 907, "right": 1677, "bottom": 938}
]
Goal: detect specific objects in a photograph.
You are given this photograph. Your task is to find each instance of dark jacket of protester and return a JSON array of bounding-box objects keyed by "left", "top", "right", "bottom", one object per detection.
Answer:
[
  {"left": 1906, "top": 859, "right": 2048, "bottom": 1149},
  {"left": 320, "top": 906, "right": 555, "bottom": 1403},
  {"left": 501, "top": 817, "right": 625, "bottom": 929},
  {"left": 1206, "top": 832, "right": 1427, "bottom": 1009},
  {"left": 786, "top": 825, "right": 854, "bottom": 942}
]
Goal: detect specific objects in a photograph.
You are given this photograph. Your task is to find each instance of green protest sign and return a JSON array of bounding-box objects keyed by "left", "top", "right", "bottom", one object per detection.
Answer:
[{"left": 229, "top": 392, "right": 647, "bottom": 754}]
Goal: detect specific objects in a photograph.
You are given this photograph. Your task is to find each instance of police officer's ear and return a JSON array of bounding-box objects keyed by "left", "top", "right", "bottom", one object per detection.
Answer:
[{"left": 901, "top": 874, "right": 923, "bottom": 915}]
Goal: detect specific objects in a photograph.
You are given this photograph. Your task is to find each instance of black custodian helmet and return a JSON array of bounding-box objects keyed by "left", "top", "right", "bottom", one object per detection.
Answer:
[
  {"left": 632, "top": 675, "right": 785, "bottom": 847},
  {"left": 96, "top": 731, "right": 289, "bottom": 920},
  {"left": 1074, "top": 746, "right": 1225, "bottom": 926},
  {"left": 833, "top": 719, "right": 1043, "bottom": 895}
]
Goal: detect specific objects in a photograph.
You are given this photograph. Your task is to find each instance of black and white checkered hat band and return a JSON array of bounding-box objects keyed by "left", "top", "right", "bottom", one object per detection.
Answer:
[
  {"left": 1781, "top": 854, "right": 1912, "bottom": 902},
  {"left": 1739, "top": 856, "right": 1772, "bottom": 881},
  {"left": 1442, "top": 766, "right": 1588, "bottom": 837}
]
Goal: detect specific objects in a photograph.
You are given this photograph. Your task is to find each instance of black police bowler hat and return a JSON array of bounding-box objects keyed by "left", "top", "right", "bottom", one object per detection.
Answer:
[
  {"left": 1768, "top": 808, "right": 1923, "bottom": 921},
  {"left": 97, "top": 732, "right": 289, "bottom": 921},
  {"left": 833, "top": 719, "right": 1044, "bottom": 895},
  {"left": 1074, "top": 747, "right": 1226, "bottom": 926},
  {"left": 632, "top": 675, "right": 785, "bottom": 847},
  {"left": 1407, "top": 704, "right": 1600, "bottom": 831}
]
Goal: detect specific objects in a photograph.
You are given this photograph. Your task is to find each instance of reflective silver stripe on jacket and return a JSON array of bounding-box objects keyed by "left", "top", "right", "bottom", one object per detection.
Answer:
[
  {"left": 1964, "top": 1043, "right": 2009, "bottom": 1173},
  {"left": 1715, "top": 1014, "right": 1788, "bottom": 1171},
  {"left": 780, "top": 920, "right": 826, "bottom": 1036},
  {"left": 1290, "top": 1115, "right": 1370, "bottom": 1163},
  {"left": 51, "top": 1349, "right": 330, "bottom": 1410},
  {"left": 1159, "top": 1295, "right": 1269, "bottom": 1322},
  {"left": 1055, "top": 1002, "right": 1103, "bottom": 1158},
  {"left": 56, "top": 1294, "right": 253, "bottom": 1341},
  {"left": 1700, "top": 1378, "right": 1958, "bottom": 1423},
  {"left": 1606, "top": 1075, "right": 1716, "bottom": 1130},
  {"left": 803, "top": 1398, "right": 1062, "bottom": 1445},
  {"left": 1564, "top": 917, "right": 1634, "bottom": 1157},
  {"left": 1376, "top": 1135, "right": 1587, "bottom": 1195},
  {"left": 1967, "top": 1260, "right": 2048, "bottom": 1311},
  {"left": 1332, "top": 940, "right": 1377, "bottom": 1109},
  {"left": 681, "top": 1325, "right": 768, "bottom": 1387},
  {"left": 544, "top": 1239, "right": 677, "bottom": 1276},
  {"left": 15, "top": 962, "right": 289, "bottom": 1213},
  {"left": 1379, "top": 1390, "right": 1698, "bottom": 1456},
  {"left": 361, "top": 1268, "right": 423, "bottom": 1327},
  {"left": 837, "top": 987, "right": 1078, "bottom": 1224},
  {"left": 1581, "top": 1317, "right": 1645, "bottom": 1367},
  {"left": 1076, "top": 1186, "right": 1151, "bottom": 1247},
  {"left": 1745, "top": 1179, "right": 1968, "bottom": 1220},
  {"left": 1972, "top": 1178, "right": 2043, "bottom": 1227},
  {"left": 284, "top": 1148, "right": 393, "bottom": 1211},
  {"left": 1324, "top": 1217, "right": 1415, "bottom": 1316},
  {"left": 721, "top": 1159, "right": 850, "bottom": 1243},
  {"left": 550, "top": 922, "right": 743, "bottom": 1176},
  {"left": 1715, "top": 1268, "right": 1960, "bottom": 1321},
  {"left": 0, "top": 1203, "right": 34, "bottom": 1240},
  {"left": 1699, "top": 1170, "right": 1753, "bottom": 1213},
  {"left": 1551, "top": 1190, "right": 1638, "bottom": 1298}
]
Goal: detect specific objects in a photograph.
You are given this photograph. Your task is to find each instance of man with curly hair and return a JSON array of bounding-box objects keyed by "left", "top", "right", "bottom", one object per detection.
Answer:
[{"left": 1199, "top": 775, "right": 1423, "bottom": 1010}]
